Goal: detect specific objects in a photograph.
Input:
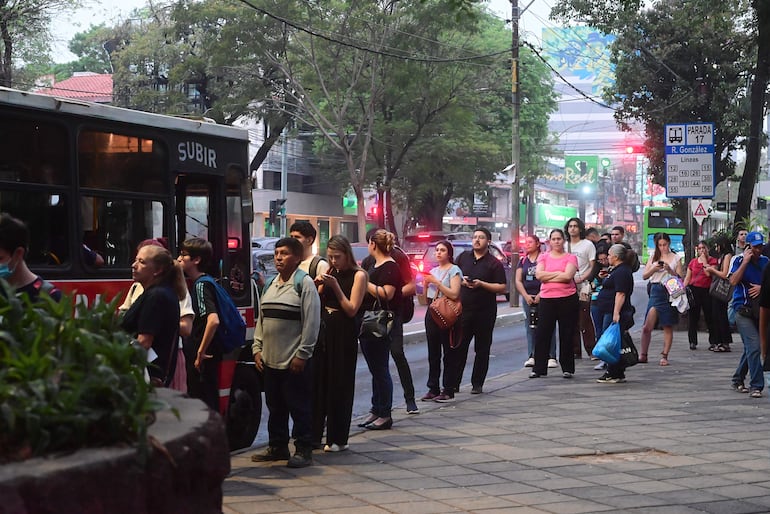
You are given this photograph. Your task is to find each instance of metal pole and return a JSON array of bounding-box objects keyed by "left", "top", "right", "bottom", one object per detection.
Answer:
[
  {"left": 280, "top": 126, "right": 288, "bottom": 237},
  {"left": 509, "top": 0, "right": 520, "bottom": 308}
]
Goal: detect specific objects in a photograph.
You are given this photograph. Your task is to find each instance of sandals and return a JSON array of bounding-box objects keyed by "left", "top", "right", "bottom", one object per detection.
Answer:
[
  {"left": 716, "top": 344, "right": 731, "bottom": 352},
  {"left": 639, "top": 353, "right": 648, "bottom": 364},
  {"left": 659, "top": 353, "right": 669, "bottom": 366}
]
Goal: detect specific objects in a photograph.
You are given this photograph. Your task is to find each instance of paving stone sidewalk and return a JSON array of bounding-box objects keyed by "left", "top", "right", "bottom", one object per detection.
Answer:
[{"left": 224, "top": 327, "right": 770, "bottom": 514}]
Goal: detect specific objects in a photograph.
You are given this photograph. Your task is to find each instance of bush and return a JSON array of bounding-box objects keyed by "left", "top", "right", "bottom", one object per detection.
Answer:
[{"left": 0, "top": 283, "right": 163, "bottom": 463}]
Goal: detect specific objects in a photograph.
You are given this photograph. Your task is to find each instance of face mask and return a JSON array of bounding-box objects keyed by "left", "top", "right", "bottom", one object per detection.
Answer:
[{"left": 0, "top": 262, "right": 12, "bottom": 279}]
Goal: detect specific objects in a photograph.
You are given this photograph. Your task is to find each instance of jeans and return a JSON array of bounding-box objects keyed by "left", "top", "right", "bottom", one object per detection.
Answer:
[
  {"left": 732, "top": 314, "right": 764, "bottom": 391},
  {"left": 263, "top": 361, "right": 314, "bottom": 451},
  {"left": 425, "top": 309, "right": 451, "bottom": 394},
  {"left": 360, "top": 333, "right": 393, "bottom": 418},
  {"left": 522, "top": 301, "right": 556, "bottom": 358},
  {"left": 389, "top": 314, "right": 415, "bottom": 401}
]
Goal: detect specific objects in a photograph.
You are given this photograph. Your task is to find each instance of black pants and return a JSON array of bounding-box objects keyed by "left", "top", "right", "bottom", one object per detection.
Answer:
[
  {"left": 312, "top": 311, "right": 358, "bottom": 447},
  {"left": 264, "top": 361, "right": 314, "bottom": 452},
  {"left": 533, "top": 294, "right": 579, "bottom": 375},
  {"left": 183, "top": 339, "right": 220, "bottom": 412},
  {"left": 449, "top": 307, "right": 497, "bottom": 390},
  {"left": 711, "top": 297, "right": 733, "bottom": 347},
  {"left": 389, "top": 314, "right": 415, "bottom": 401},
  {"left": 688, "top": 286, "right": 716, "bottom": 347},
  {"left": 425, "top": 309, "right": 452, "bottom": 394}
]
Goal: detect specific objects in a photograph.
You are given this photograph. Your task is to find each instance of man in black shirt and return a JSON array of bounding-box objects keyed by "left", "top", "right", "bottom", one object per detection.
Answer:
[{"left": 447, "top": 227, "right": 506, "bottom": 396}]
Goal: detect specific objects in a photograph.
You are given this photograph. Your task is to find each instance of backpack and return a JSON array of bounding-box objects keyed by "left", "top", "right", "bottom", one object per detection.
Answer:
[
  {"left": 262, "top": 268, "right": 308, "bottom": 296},
  {"left": 196, "top": 275, "right": 247, "bottom": 353},
  {"left": 308, "top": 255, "right": 326, "bottom": 279}
]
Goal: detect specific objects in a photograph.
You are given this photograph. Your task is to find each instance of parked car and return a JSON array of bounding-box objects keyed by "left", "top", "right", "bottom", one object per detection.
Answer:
[
  {"left": 401, "top": 231, "right": 472, "bottom": 261},
  {"left": 251, "top": 237, "right": 280, "bottom": 291},
  {"left": 413, "top": 240, "right": 512, "bottom": 301}
]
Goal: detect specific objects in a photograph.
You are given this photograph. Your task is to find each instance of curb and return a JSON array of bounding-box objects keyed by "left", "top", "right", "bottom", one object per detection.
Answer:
[{"left": 403, "top": 309, "right": 525, "bottom": 344}]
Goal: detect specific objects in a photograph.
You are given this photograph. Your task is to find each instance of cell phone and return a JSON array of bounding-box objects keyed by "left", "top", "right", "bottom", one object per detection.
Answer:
[{"left": 658, "top": 261, "right": 664, "bottom": 266}]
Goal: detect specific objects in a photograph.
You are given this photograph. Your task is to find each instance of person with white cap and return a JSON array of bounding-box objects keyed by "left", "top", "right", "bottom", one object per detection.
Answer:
[{"left": 728, "top": 231, "right": 768, "bottom": 398}]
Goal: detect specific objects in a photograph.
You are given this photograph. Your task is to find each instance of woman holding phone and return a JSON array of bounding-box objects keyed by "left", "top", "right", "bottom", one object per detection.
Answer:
[{"left": 640, "top": 232, "right": 683, "bottom": 366}]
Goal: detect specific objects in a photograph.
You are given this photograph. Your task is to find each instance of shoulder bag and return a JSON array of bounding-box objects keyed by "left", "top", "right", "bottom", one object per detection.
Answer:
[
  {"left": 359, "top": 285, "right": 394, "bottom": 340},
  {"left": 709, "top": 276, "right": 734, "bottom": 303},
  {"left": 428, "top": 269, "right": 462, "bottom": 330}
]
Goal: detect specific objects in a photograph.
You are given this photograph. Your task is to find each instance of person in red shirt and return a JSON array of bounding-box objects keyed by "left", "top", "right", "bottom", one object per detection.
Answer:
[{"left": 683, "top": 241, "right": 718, "bottom": 350}]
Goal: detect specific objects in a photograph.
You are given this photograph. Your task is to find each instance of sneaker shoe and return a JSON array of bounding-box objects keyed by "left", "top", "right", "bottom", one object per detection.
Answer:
[
  {"left": 251, "top": 446, "right": 290, "bottom": 462},
  {"left": 524, "top": 357, "right": 535, "bottom": 367},
  {"left": 420, "top": 391, "right": 439, "bottom": 401},
  {"left": 750, "top": 389, "right": 763, "bottom": 398},
  {"left": 528, "top": 371, "right": 541, "bottom": 378},
  {"left": 406, "top": 398, "right": 420, "bottom": 414},
  {"left": 287, "top": 449, "right": 313, "bottom": 468},
  {"left": 323, "top": 443, "right": 349, "bottom": 453},
  {"left": 593, "top": 361, "right": 606, "bottom": 370},
  {"left": 433, "top": 392, "right": 455, "bottom": 403},
  {"left": 470, "top": 386, "right": 483, "bottom": 394},
  {"left": 563, "top": 372, "right": 573, "bottom": 379},
  {"left": 597, "top": 373, "right": 626, "bottom": 383},
  {"left": 548, "top": 358, "right": 558, "bottom": 368}
]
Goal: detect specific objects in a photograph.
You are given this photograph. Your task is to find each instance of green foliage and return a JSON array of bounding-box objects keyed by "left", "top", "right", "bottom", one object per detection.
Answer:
[{"left": 0, "top": 284, "right": 161, "bottom": 463}]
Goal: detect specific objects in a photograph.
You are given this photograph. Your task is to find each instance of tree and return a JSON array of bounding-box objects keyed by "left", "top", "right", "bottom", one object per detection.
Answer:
[
  {"left": 0, "top": 0, "right": 81, "bottom": 87},
  {"left": 551, "top": 0, "right": 767, "bottom": 228}
]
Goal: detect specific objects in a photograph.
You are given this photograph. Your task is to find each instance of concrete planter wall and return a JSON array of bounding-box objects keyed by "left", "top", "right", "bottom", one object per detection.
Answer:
[{"left": 0, "top": 390, "right": 230, "bottom": 514}]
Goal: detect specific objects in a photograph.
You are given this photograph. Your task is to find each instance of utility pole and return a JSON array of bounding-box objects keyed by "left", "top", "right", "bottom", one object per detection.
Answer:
[
  {"left": 280, "top": 126, "right": 288, "bottom": 237},
  {"left": 509, "top": 0, "right": 520, "bottom": 308}
]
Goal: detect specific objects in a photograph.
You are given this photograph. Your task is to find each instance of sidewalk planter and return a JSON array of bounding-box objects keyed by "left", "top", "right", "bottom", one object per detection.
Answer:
[{"left": 0, "top": 390, "right": 230, "bottom": 514}]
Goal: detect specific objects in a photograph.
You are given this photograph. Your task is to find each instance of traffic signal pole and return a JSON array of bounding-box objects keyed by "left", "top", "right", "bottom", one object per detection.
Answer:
[{"left": 509, "top": 0, "right": 520, "bottom": 308}]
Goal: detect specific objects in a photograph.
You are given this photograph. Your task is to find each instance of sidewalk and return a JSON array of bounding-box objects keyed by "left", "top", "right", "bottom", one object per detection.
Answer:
[{"left": 223, "top": 319, "right": 770, "bottom": 514}]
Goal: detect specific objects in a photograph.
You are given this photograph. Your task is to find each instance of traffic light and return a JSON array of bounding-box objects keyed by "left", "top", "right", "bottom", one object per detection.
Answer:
[{"left": 268, "top": 200, "right": 277, "bottom": 224}]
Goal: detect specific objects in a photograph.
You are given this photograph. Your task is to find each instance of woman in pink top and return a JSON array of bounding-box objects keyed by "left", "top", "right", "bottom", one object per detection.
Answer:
[
  {"left": 529, "top": 229, "right": 579, "bottom": 379},
  {"left": 683, "top": 240, "right": 717, "bottom": 351}
]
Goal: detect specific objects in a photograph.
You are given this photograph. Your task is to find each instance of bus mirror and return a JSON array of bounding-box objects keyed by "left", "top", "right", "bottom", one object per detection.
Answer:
[{"left": 241, "top": 178, "right": 254, "bottom": 222}]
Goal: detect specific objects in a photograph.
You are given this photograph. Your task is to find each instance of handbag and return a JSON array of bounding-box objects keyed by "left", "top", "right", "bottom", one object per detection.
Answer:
[
  {"left": 359, "top": 286, "right": 394, "bottom": 339},
  {"left": 429, "top": 295, "right": 462, "bottom": 330},
  {"left": 619, "top": 330, "right": 639, "bottom": 368},
  {"left": 709, "top": 276, "right": 734, "bottom": 303}
]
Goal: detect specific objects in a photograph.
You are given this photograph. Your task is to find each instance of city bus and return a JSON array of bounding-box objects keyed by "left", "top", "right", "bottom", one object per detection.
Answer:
[
  {"left": 641, "top": 206, "right": 686, "bottom": 263},
  {"left": 0, "top": 87, "right": 261, "bottom": 450}
]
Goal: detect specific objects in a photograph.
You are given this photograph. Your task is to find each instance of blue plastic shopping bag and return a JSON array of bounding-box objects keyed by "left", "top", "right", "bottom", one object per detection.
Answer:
[{"left": 592, "top": 322, "right": 621, "bottom": 364}]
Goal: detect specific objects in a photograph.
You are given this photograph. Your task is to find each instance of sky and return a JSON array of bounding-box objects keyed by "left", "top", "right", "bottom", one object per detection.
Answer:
[{"left": 52, "top": 0, "right": 554, "bottom": 63}]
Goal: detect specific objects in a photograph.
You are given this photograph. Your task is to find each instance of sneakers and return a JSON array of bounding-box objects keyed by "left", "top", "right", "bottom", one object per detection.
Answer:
[
  {"left": 470, "top": 386, "right": 483, "bottom": 394},
  {"left": 406, "top": 398, "right": 420, "bottom": 414},
  {"left": 251, "top": 446, "right": 290, "bottom": 462},
  {"left": 563, "top": 372, "right": 573, "bottom": 379},
  {"left": 420, "top": 391, "right": 439, "bottom": 401},
  {"left": 547, "top": 358, "right": 558, "bottom": 368},
  {"left": 596, "top": 373, "right": 626, "bottom": 383},
  {"left": 750, "top": 389, "right": 763, "bottom": 398},
  {"left": 593, "top": 361, "right": 606, "bottom": 371},
  {"left": 323, "top": 443, "right": 349, "bottom": 452},
  {"left": 528, "top": 371, "right": 541, "bottom": 378},
  {"left": 524, "top": 357, "right": 535, "bottom": 367},
  {"left": 287, "top": 449, "right": 313, "bottom": 468},
  {"left": 434, "top": 392, "right": 455, "bottom": 402}
]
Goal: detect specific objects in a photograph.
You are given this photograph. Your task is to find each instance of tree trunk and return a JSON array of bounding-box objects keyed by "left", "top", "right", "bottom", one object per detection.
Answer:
[
  {"left": 735, "top": 1, "right": 770, "bottom": 227},
  {"left": 0, "top": 18, "right": 13, "bottom": 87}
]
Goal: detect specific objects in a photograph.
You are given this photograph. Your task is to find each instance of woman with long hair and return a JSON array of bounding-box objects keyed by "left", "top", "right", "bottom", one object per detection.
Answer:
[
  {"left": 529, "top": 229, "right": 579, "bottom": 379},
  {"left": 705, "top": 235, "right": 733, "bottom": 352},
  {"left": 121, "top": 244, "right": 186, "bottom": 386},
  {"left": 683, "top": 240, "right": 717, "bottom": 350},
  {"left": 594, "top": 244, "right": 637, "bottom": 383},
  {"left": 640, "top": 232, "right": 683, "bottom": 366},
  {"left": 357, "top": 229, "right": 403, "bottom": 430},
  {"left": 421, "top": 240, "right": 462, "bottom": 403},
  {"left": 314, "top": 235, "right": 368, "bottom": 452},
  {"left": 515, "top": 235, "right": 557, "bottom": 368}
]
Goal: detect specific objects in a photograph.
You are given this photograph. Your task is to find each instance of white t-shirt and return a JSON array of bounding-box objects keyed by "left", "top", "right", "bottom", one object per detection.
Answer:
[
  {"left": 298, "top": 254, "right": 329, "bottom": 279},
  {"left": 427, "top": 264, "right": 462, "bottom": 299},
  {"left": 567, "top": 238, "right": 596, "bottom": 284}
]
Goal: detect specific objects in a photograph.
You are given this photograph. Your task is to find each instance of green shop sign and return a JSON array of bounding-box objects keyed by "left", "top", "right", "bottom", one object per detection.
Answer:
[
  {"left": 564, "top": 155, "right": 598, "bottom": 189},
  {"left": 537, "top": 205, "right": 577, "bottom": 228}
]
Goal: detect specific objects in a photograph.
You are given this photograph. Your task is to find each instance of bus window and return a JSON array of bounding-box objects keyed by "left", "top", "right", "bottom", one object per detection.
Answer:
[
  {"left": 78, "top": 130, "right": 168, "bottom": 194},
  {"left": 81, "top": 197, "right": 165, "bottom": 268},
  {"left": 0, "top": 116, "right": 69, "bottom": 185},
  {"left": 0, "top": 191, "right": 70, "bottom": 266}
]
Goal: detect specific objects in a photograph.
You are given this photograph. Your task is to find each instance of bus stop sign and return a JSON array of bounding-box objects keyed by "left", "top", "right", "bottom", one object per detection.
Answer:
[{"left": 665, "top": 123, "right": 715, "bottom": 198}]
